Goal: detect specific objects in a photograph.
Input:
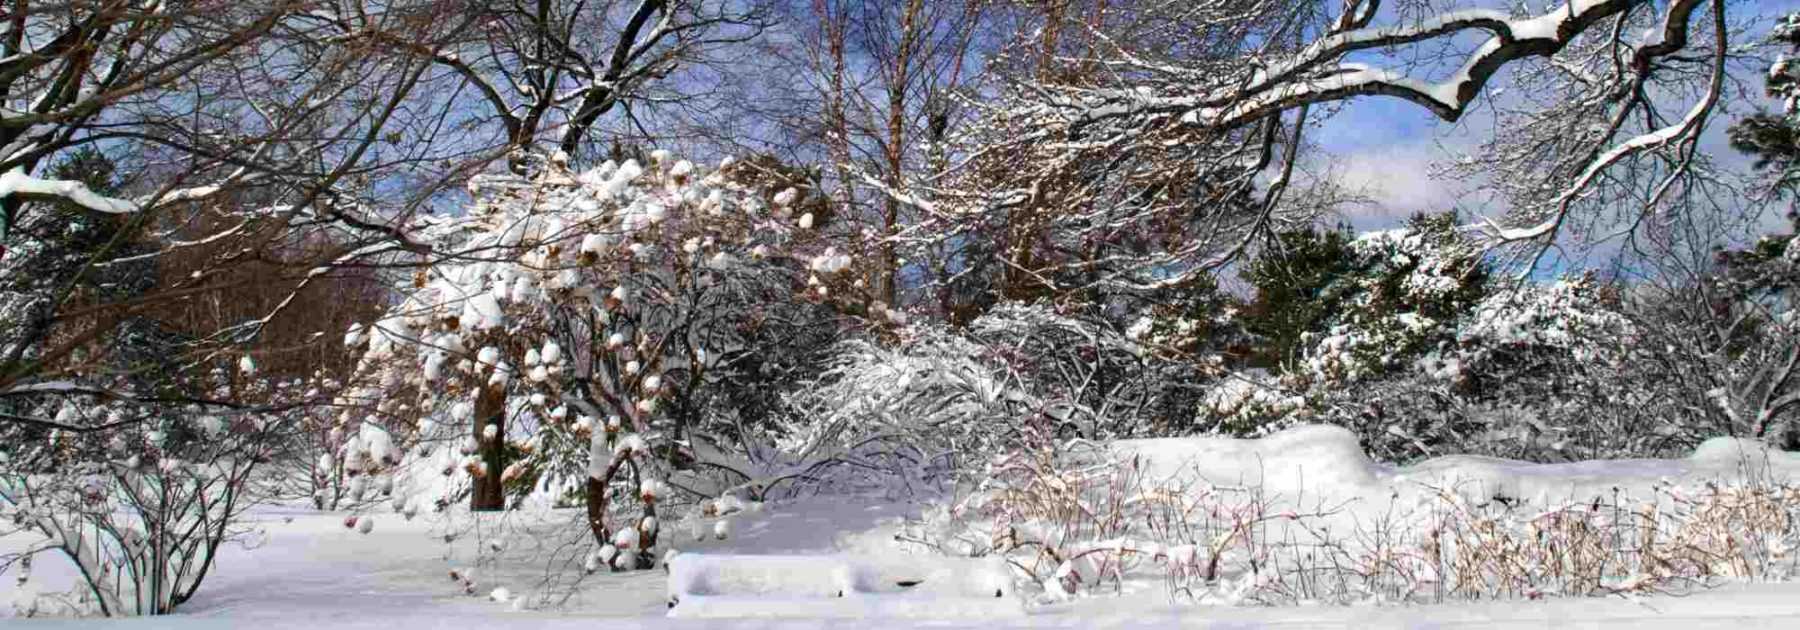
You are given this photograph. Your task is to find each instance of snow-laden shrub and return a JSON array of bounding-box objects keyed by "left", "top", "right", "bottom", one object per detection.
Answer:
[
  {"left": 1201, "top": 271, "right": 1659, "bottom": 461},
  {"left": 1205, "top": 217, "right": 1487, "bottom": 449},
  {"left": 1621, "top": 229, "right": 1800, "bottom": 451},
  {"left": 970, "top": 303, "right": 1221, "bottom": 438},
  {"left": 767, "top": 301, "right": 1226, "bottom": 495},
  {"left": 1207, "top": 213, "right": 1788, "bottom": 462},
  {"left": 773, "top": 327, "right": 1031, "bottom": 495},
  {"left": 339, "top": 152, "right": 842, "bottom": 567},
  {"left": 1197, "top": 373, "right": 1306, "bottom": 437},
  {"left": 1294, "top": 216, "right": 1487, "bottom": 387},
  {"left": 0, "top": 385, "right": 295, "bottom": 616},
  {"left": 1451, "top": 275, "right": 1635, "bottom": 372},
  {"left": 1385, "top": 276, "right": 1645, "bottom": 460}
]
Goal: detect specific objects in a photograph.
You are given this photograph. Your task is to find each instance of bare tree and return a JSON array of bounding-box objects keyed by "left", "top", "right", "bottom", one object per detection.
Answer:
[
  {"left": 912, "top": 0, "right": 1735, "bottom": 303},
  {"left": 308, "top": 0, "right": 771, "bottom": 173},
  {"left": 0, "top": 0, "right": 471, "bottom": 405},
  {"left": 0, "top": 1, "right": 468, "bottom": 614},
  {"left": 745, "top": 0, "right": 986, "bottom": 314}
]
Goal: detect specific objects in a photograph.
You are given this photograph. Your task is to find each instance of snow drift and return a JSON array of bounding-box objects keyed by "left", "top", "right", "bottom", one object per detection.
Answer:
[
  {"left": 1113, "top": 425, "right": 1800, "bottom": 507},
  {"left": 665, "top": 553, "right": 1021, "bottom": 619}
]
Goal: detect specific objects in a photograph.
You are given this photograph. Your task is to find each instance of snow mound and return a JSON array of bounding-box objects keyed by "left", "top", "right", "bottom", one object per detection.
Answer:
[
  {"left": 668, "top": 554, "right": 849, "bottom": 599},
  {"left": 1116, "top": 425, "right": 1800, "bottom": 508},
  {"left": 1690, "top": 436, "right": 1790, "bottom": 467},
  {"left": 666, "top": 554, "right": 1021, "bottom": 619},
  {"left": 1115, "top": 424, "right": 1379, "bottom": 493}
]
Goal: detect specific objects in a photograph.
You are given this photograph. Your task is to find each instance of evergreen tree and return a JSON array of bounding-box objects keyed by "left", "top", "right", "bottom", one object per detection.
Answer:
[
  {"left": 1729, "top": 14, "right": 1800, "bottom": 196},
  {"left": 1241, "top": 213, "right": 1488, "bottom": 376},
  {"left": 0, "top": 149, "right": 159, "bottom": 381},
  {"left": 1240, "top": 222, "right": 1356, "bottom": 369}
]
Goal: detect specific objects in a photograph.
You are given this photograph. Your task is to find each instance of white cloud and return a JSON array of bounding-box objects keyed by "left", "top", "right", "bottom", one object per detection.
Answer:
[{"left": 1313, "top": 143, "right": 1494, "bottom": 229}]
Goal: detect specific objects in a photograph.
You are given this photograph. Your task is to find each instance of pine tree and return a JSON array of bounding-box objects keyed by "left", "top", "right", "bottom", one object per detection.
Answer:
[
  {"left": 1240, "top": 223, "right": 1356, "bottom": 368},
  {"left": 1729, "top": 14, "right": 1800, "bottom": 196},
  {"left": 1241, "top": 213, "right": 1488, "bottom": 376}
]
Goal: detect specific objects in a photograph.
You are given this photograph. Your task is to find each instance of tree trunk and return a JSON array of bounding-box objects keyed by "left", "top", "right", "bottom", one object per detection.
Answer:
[
  {"left": 584, "top": 476, "right": 608, "bottom": 543},
  {"left": 471, "top": 384, "right": 506, "bottom": 511}
]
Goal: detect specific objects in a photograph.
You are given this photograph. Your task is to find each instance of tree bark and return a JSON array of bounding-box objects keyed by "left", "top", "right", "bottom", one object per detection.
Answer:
[
  {"left": 471, "top": 384, "right": 506, "bottom": 511},
  {"left": 584, "top": 475, "right": 608, "bottom": 543}
]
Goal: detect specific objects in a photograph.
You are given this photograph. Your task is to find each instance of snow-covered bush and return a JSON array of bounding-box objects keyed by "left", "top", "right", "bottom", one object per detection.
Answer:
[
  {"left": 1206, "top": 212, "right": 1786, "bottom": 461},
  {"left": 1196, "top": 372, "right": 1307, "bottom": 437},
  {"left": 340, "top": 152, "right": 843, "bottom": 566},
  {"left": 1204, "top": 216, "right": 1492, "bottom": 451},
  {"left": 1355, "top": 275, "right": 1643, "bottom": 460},
  {"left": 1208, "top": 225, "right": 1664, "bottom": 461},
  {"left": 0, "top": 379, "right": 295, "bottom": 616},
  {"left": 1221, "top": 267, "right": 1785, "bottom": 462},
  {"left": 1621, "top": 227, "right": 1800, "bottom": 451},
  {"left": 1450, "top": 276, "right": 1633, "bottom": 373},
  {"left": 970, "top": 303, "right": 1222, "bottom": 439},
  {"left": 1374, "top": 278, "right": 1644, "bottom": 460},
  {"left": 1293, "top": 215, "right": 1488, "bottom": 387},
  {"left": 776, "top": 328, "right": 1026, "bottom": 494},
  {"left": 765, "top": 301, "right": 1224, "bottom": 498},
  {"left": 0, "top": 151, "right": 344, "bottom": 615}
]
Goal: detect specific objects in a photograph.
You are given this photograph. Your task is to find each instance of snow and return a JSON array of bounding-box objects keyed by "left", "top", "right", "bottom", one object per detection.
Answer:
[
  {"left": 460, "top": 293, "right": 505, "bottom": 330},
  {"left": 0, "top": 380, "right": 88, "bottom": 395},
  {"left": 7, "top": 428, "right": 1800, "bottom": 627},
  {"left": 774, "top": 187, "right": 799, "bottom": 207},
  {"left": 809, "top": 248, "right": 852, "bottom": 274},
  {"left": 2, "top": 485, "right": 1799, "bottom": 627},
  {"left": 1117, "top": 425, "right": 1800, "bottom": 507},
  {"left": 613, "top": 526, "right": 641, "bottom": 551},
  {"left": 668, "top": 554, "right": 853, "bottom": 599},
  {"left": 1117, "top": 424, "right": 1381, "bottom": 490},
  {"left": 0, "top": 168, "right": 137, "bottom": 214}
]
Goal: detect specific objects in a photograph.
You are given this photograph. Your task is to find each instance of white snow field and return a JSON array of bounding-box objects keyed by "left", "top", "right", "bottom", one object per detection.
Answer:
[{"left": 8, "top": 425, "right": 1800, "bottom": 628}]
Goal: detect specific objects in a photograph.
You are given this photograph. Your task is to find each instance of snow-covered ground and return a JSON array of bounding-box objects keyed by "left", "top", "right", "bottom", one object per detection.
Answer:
[
  {"left": 12, "top": 502, "right": 1800, "bottom": 629},
  {"left": 9, "top": 426, "right": 1800, "bottom": 628}
]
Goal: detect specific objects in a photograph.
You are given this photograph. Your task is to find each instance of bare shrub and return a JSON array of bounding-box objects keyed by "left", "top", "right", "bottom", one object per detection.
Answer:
[{"left": 908, "top": 439, "right": 1800, "bottom": 606}]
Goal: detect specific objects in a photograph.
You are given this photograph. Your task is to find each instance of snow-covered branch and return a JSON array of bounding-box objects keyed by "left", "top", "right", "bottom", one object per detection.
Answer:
[{"left": 0, "top": 169, "right": 136, "bottom": 215}]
